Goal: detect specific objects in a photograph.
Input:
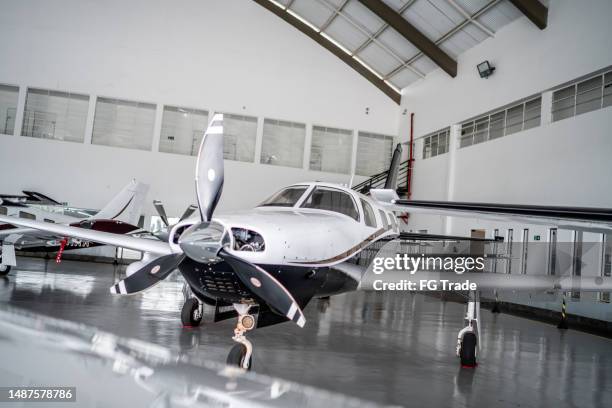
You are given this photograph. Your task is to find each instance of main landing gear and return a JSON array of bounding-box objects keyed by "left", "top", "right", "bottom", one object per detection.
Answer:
[
  {"left": 181, "top": 283, "right": 203, "bottom": 327},
  {"left": 0, "top": 256, "right": 10, "bottom": 277},
  {"left": 226, "top": 303, "right": 255, "bottom": 371},
  {"left": 456, "top": 291, "right": 480, "bottom": 368}
]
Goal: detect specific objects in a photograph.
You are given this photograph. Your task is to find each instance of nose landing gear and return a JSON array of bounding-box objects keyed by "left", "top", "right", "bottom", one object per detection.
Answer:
[
  {"left": 181, "top": 283, "right": 203, "bottom": 327},
  {"left": 226, "top": 303, "right": 255, "bottom": 371}
]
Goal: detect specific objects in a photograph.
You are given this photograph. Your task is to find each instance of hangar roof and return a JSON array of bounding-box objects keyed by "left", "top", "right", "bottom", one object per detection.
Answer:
[{"left": 255, "top": 0, "right": 548, "bottom": 103}]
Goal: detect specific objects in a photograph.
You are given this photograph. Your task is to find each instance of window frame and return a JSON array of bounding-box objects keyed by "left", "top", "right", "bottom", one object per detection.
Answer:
[
  {"left": 360, "top": 198, "right": 377, "bottom": 228},
  {"left": 552, "top": 69, "right": 612, "bottom": 122},
  {"left": 259, "top": 185, "right": 309, "bottom": 208},
  {"left": 421, "top": 128, "right": 450, "bottom": 159},
  {"left": 459, "top": 96, "right": 542, "bottom": 149},
  {"left": 378, "top": 209, "right": 389, "bottom": 229},
  {"left": 299, "top": 186, "right": 360, "bottom": 222}
]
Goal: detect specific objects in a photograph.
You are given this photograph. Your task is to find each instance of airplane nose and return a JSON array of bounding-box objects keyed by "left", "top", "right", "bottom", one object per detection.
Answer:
[{"left": 178, "top": 221, "right": 229, "bottom": 262}]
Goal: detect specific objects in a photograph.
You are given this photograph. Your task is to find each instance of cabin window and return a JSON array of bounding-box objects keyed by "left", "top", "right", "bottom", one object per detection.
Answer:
[
  {"left": 361, "top": 199, "right": 377, "bottom": 228},
  {"left": 378, "top": 209, "right": 389, "bottom": 229},
  {"left": 301, "top": 187, "right": 359, "bottom": 221},
  {"left": 388, "top": 213, "right": 398, "bottom": 232},
  {"left": 260, "top": 186, "right": 307, "bottom": 207}
]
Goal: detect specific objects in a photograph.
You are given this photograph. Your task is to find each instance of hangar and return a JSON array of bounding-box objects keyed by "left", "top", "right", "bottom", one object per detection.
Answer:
[{"left": 0, "top": 0, "right": 611, "bottom": 406}]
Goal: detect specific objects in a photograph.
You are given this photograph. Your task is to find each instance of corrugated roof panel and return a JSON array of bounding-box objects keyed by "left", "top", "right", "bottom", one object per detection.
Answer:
[
  {"left": 439, "top": 28, "right": 480, "bottom": 58},
  {"left": 423, "top": 0, "right": 465, "bottom": 26},
  {"left": 410, "top": 55, "right": 438, "bottom": 75},
  {"left": 461, "top": 21, "right": 490, "bottom": 43},
  {"left": 389, "top": 67, "right": 421, "bottom": 88},
  {"left": 342, "top": 0, "right": 386, "bottom": 34},
  {"left": 477, "top": 1, "right": 522, "bottom": 31},
  {"left": 382, "top": 0, "right": 413, "bottom": 11},
  {"left": 324, "top": 15, "right": 369, "bottom": 52},
  {"left": 290, "top": 0, "right": 335, "bottom": 28},
  {"left": 377, "top": 28, "right": 420, "bottom": 61},
  {"left": 357, "top": 42, "right": 401, "bottom": 75},
  {"left": 453, "top": 0, "right": 490, "bottom": 15},
  {"left": 402, "top": 0, "right": 456, "bottom": 41}
]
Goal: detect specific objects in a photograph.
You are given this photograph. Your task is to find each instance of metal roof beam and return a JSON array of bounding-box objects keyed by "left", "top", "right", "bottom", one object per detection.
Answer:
[
  {"left": 508, "top": 0, "right": 548, "bottom": 30},
  {"left": 384, "top": 0, "right": 499, "bottom": 81},
  {"left": 318, "top": 0, "right": 350, "bottom": 32},
  {"left": 252, "top": 0, "right": 401, "bottom": 104},
  {"left": 357, "top": 0, "right": 457, "bottom": 77},
  {"left": 352, "top": 0, "right": 416, "bottom": 56}
]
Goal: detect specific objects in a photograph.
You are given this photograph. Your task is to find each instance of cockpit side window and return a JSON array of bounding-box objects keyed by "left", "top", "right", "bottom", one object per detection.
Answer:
[
  {"left": 260, "top": 186, "right": 307, "bottom": 207},
  {"left": 301, "top": 187, "right": 359, "bottom": 221},
  {"left": 361, "top": 199, "right": 377, "bottom": 228}
]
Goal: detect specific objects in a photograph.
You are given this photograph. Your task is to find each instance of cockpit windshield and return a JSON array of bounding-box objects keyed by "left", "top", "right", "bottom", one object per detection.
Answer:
[
  {"left": 300, "top": 187, "right": 359, "bottom": 221},
  {"left": 259, "top": 186, "right": 308, "bottom": 207}
]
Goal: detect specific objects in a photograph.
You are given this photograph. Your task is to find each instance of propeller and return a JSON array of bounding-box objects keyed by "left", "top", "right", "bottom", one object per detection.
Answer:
[
  {"left": 178, "top": 113, "right": 306, "bottom": 328},
  {"left": 110, "top": 116, "right": 226, "bottom": 297},
  {"left": 153, "top": 200, "right": 170, "bottom": 227},
  {"left": 195, "top": 115, "right": 224, "bottom": 222},
  {"left": 219, "top": 249, "right": 305, "bottom": 327},
  {"left": 110, "top": 253, "right": 184, "bottom": 295},
  {"left": 179, "top": 205, "right": 197, "bottom": 222},
  {"left": 154, "top": 201, "right": 198, "bottom": 228}
]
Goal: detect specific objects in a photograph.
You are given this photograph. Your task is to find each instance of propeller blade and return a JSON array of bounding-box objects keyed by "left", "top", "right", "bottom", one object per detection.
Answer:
[
  {"left": 179, "top": 205, "right": 198, "bottom": 222},
  {"left": 110, "top": 253, "right": 184, "bottom": 295},
  {"left": 195, "top": 114, "right": 224, "bottom": 222},
  {"left": 153, "top": 200, "right": 169, "bottom": 227},
  {"left": 219, "top": 249, "right": 306, "bottom": 328}
]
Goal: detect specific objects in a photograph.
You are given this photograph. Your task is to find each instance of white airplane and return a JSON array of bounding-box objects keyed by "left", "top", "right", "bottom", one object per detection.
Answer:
[
  {"left": 0, "top": 180, "right": 149, "bottom": 274},
  {"left": 2, "top": 113, "right": 611, "bottom": 371}
]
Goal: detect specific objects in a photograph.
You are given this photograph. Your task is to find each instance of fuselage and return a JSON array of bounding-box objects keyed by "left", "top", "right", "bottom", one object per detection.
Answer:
[
  {"left": 178, "top": 182, "right": 400, "bottom": 310},
  {"left": 212, "top": 182, "right": 400, "bottom": 267}
]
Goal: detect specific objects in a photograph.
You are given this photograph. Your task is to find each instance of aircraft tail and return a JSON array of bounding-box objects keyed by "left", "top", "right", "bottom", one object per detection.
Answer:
[
  {"left": 91, "top": 180, "right": 149, "bottom": 225},
  {"left": 383, "top": 143, "right": 403, "bottom": 190}
]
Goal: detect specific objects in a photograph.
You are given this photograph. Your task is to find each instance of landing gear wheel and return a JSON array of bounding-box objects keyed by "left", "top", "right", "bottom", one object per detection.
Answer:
[
  {"left": 226, "top": 343, "right": 252, "bottom": 371},
  {"left": 460, "top": 332, "right": 477, "bottom": 368},
  {"left": 181, "top": 298, "right": 202, "bottom": 327},
  {"left": 0, "top": 260, "right": 10, "bottom": 277}
]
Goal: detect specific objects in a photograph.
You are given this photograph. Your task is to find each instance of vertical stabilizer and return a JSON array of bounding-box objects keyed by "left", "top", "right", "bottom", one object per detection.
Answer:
[
  {"left": 384, "top": 144, "right": 403, "bottom": 190},
  {"left": 91, "top": 180, "right": 149, "bottom": 225}
]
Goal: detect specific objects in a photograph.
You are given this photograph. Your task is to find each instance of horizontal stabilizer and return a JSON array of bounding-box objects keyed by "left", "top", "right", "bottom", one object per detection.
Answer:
[{"left": 370, "top": 189, "right": 399, "bottom": 204}]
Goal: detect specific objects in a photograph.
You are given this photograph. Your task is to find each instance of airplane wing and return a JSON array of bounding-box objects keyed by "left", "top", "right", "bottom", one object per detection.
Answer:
[
  {"left": 370, "top": 189, "right": 612, "bottom": 233},
  {"left": 0, "top": 215, "right": 172, "bottom": 255},
  {"left": 0, "top": 227, "right": 39, "bottom": 238}
]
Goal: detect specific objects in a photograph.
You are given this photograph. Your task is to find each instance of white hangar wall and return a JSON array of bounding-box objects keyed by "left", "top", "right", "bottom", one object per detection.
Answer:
[
  {"left": 398, "top": 0, "right": 612, "bottom": 320},
  {"left": 0, "top": 0, "right": 400, "bottom": 219}
]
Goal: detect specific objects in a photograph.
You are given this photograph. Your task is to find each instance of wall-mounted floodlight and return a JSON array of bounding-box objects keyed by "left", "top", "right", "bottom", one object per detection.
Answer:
[{"left": 477, "top": 61, "right": 496, "bottom": 79}]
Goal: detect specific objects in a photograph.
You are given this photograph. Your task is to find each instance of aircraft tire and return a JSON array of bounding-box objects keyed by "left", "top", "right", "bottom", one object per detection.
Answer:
[
  {"left": 460, "top": 332, "right": 477, "bottom": 368},
  {"left": 181, "top": 298, "right": 202, "bottom": 327},
  {"left": 0, "top": 259, "right": 10, "bottom": 276},
  {"left": 227, "top": 343, "right": 252, "bottom": 371}
]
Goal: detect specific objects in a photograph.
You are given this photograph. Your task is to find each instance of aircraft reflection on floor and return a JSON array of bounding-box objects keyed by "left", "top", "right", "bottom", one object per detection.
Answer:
[
  {"left": 0, "top": 257, "right": 611, "bottom": 407},
  {"left": 0, "top": 306, "right": 379, "bottom": 408}
]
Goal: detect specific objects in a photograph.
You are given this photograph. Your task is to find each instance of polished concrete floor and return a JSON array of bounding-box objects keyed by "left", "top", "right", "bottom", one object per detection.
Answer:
[{"left": 1, "top": 257, "right": 611, "bottom": 407}]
